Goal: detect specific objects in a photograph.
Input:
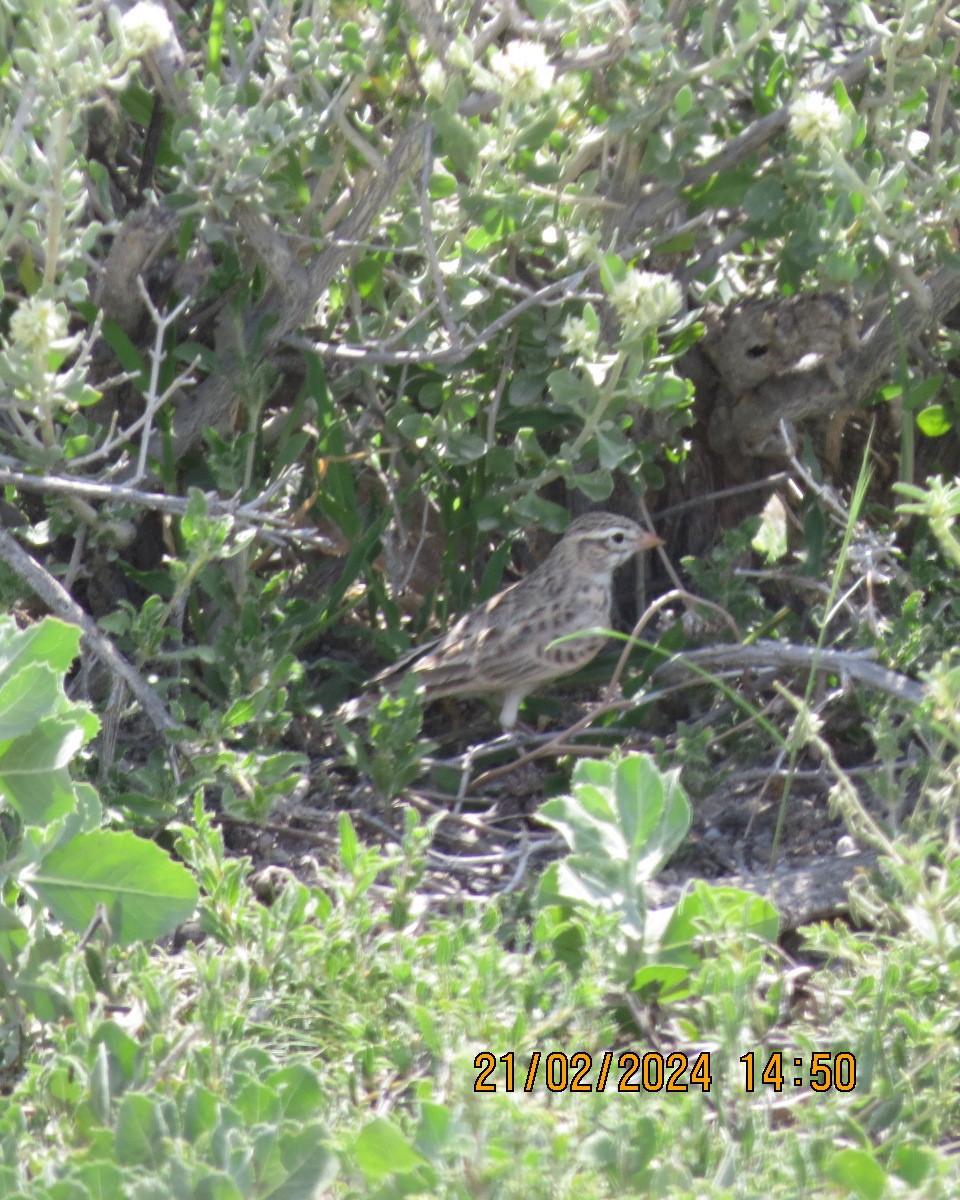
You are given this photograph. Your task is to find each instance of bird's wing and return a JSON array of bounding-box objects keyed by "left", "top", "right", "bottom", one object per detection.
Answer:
[
  {"left": 476, "top": 617, "right": 608, "bottom": 686},
  {"left": 368, "top": 631, "right": 447, "bottom": 688},
  {"left": 414, "top": 581, "right": 606, "bottom": 696},
  {"left": 409, "top": 581, "right": 541, "bottom": 695}
]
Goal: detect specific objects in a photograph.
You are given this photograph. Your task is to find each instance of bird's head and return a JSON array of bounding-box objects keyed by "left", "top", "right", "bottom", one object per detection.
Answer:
[{"left": 554, "top": 512, "right": 662, "bottom": 575}]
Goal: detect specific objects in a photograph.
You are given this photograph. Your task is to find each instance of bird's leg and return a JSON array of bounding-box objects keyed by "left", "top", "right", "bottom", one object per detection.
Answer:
[{"left": 498, "top": 688, "right": 527, "bottom": 731}]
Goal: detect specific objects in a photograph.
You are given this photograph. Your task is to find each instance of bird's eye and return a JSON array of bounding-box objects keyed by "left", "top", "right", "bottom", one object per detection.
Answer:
[{"left": 611, "top": 532, "right": 626, "bottom": 546}]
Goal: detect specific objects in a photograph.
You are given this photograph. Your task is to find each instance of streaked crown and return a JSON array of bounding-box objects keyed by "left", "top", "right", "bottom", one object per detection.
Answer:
[{"left": 551, "top": 512, "right": 661, "bottom": 574}]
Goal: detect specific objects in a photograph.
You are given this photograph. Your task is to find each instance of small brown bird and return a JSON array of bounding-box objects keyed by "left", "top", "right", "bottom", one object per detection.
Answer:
[{"left": 375, "top": 512, "right": 661, "bottom": 728}]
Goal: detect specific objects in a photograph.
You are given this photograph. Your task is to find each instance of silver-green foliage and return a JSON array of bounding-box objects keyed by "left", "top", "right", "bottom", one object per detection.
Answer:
[{"left": 0, "top": 617, "right": 197, "bottom": 1019}]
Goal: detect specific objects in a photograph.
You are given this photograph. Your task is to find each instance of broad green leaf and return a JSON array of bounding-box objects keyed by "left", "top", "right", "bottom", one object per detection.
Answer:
[
  {"left": 190, "top": 1172, "right": 243, "bottom": 1200},
  {"left": 825, "top": 1148, "right": 887, "bottom": 1200},
  {"left": 903, "top": 374, "right": 943, "bottom": 411},
  {"left": 889, "top": 1144, "right": 938, "bottom": 1187},
  {"left": 548, "top": 367, "right": 589, "bottom": 409},
  {"left": 270, "top": 1063, "right": 324, "bottom": 1121},
  {"left": 630, "top": 961, "right": 692, "bottom": 1000},
  {"left": 595, "top": 424, "right": 631, "bottom": 469},
  {"left": 916, "top": 404, "right": 951, "bottom": 437},
  {"left": 74, "top": 1159, "right": 125, "bottom": 1200},
  {"left": 31, "top": 829, "right": 199, "bottom": 944},
  {"left": 744, "top": 177, "right": 786, "bottom": 228},
  {"left": 355, "top": 1117, "right": 426, "bottom": 1179},
  {"left": 0, "top": 664, "right": 64, "bottom": 739},
  {"left": 512, "top": 494, "right": 569, "bottom": 531},
  {"left": 234, "top": 1075, "right": 278, "bottom": 1124},
  {"left": 673, "top": 84, "right": 693, "bottom": 116},
  {"left": 571, "top": 468, "right": 614, "bottom": 501},
  {"left": 431, "top": 107, "right": 479, "bottom": 174},
  {"left": 429, "top": 169, "right": 457, "bottom": 198},
  {"left": 223, "top": 698, "right": 256, "bottom": 727},
  {"left": 183, "top": 1085, "right": 222, "bottom": 1144},
  {"left": 0, "top": 903, "right": 27, "bottom": 935},
  {"left": 537, "top": 754, "right": 691, "bottom": 937},
  {"left": 416, "top": 1102, "right": 452, "bottom": 1157},
  {"left": 0, "top": 616, "right": 80, "bottom": 679},
  {"left": 0, "top": 717, "right": 94, "bottom": 825},
  {"left": 641, "top": 372, "right": 691, "bottom": 409},
  {"left": 517, "top": 109, "right": 558, "bottom": 151},
  {"left": 655, "top": 883, "right": 779, "bottom": 967},
  {"left": 272, "top": 1124, "right": 338, "bottom": 1198},
  {"left": 352, "top": 257, "right": 381, "bottom": 299},
  {"left": 115, "top": 1093, "right": 168, "bottom": 1167}
]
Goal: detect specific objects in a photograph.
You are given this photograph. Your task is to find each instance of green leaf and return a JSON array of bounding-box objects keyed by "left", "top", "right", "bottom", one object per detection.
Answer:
[
  {"left": 307, "top": 355, "right": 360, "bottom": 538},
  {"left": 595, "top": 425, "right": 631, "bottom": 470},
  {"left": 889, "top": 1144, "right": 938, "bottom": 1187},
  {"left": 442, "top": 426, "right": 487, "bottom": 463},
  {"left": 537, "top": 754, "right": 691, "bottom": 937},
  {"left": 508, "top": 372, "right": 547, "bottom": 408},
  {"left": 115, "top": 1093, "right": 167, "bottom": 1167},
  {"left": 673, "top": 84, "right": 693, "bottom": 116},
  {"left": 18, "top": 250, "right": 40, "bottom": 294},
  {"left": 641, "top": 372, "right": 691, "bottom": 410},
  {"left": 416, "top": 1102, "right": 453, "bottom": 1157},
  {"left": 355, "top": 1117, "right": 426, "bottom": 1179},
  {"left": 269, "top": 1063, "right": 324, "bottom": 1121},
  {"left": 222, "top": 698, "right": 256, "bottom": 727},
  {"left": 339, "top": 812, "right": 359, "bottom": 871},
  {"left": 205, "top": 0, "right": 227, "bottom": 77},
  {"left": 233, "top": 1075, "right": 278, "bottom": 1123},
  {"left": 352, "top": 257, "right": 381, "bottom": 299},
  {"left": 273, "top": 1125, "right": 339, "bottom": 1198},
  {"left": 0, "top": 905, "right": 27, "bottom": 933},
  {"left": 752, "top": 493, "right": 788, "bottom": 562},
  {"left": 512, "top": 494, "right": 569, "bottom": 531},
  {"left": 0, "top": 717, "right": 94, "bottom": 825},
  {"left": 431, "top": 108, "right": 479, "bottom": 174},
  {"left": 31, "top": 829, "right": 199, "bottom": 945},
  {"left": 547, "top": 368, "right": 588, "bottom": 409},
  {"left": 744, "top": 177, "right": 786, "bottom": 228},
  {"left": 685, "top": 165, "right": 755, "bottom": 213},
  {"left": 568, "top": 468, "right": 614, "bottom": 502},
  {"left": 658, "top": 883, "right": 780, "bottom": 962},
  {"left": 74, "top": 1160, "right": 125, "bottom": 1199},
  {"left": 634, "top": 883, "right": 778, "bottom": 997},
  {"left": 119, "top": 81, "right": 156, "bottom": 126},
  {"left": 0, "top": 664, "right": 65, "bottom": 740},
  {"left": 903, "top": 374, "right": 943, "bottom": 411},
  {"left": 802, "top": 503, "right": 826, "bottom": 575},
  {"left": 476, "top": 538, "right": 512, "bottom": 601},
  {"left": 95, "top": 318, "right": 149, "bottom": 388},
  {"left": 174, "top": 341, "right": 219, "bottom": 373},
  {"left": 916, "top": 405, "right": 952, "bottom": 437},
  {"left": 824, "top": 1148, "right": 887, "bottom": 1200},
  {"left": 630, "top": 961, "right": 692, "bottom": 999},
  {"left": 0, "top": 616, "right": 80, "bottom": 678},
  {"left": 517, "top": 109, "right": 558, "bottom": 151}
]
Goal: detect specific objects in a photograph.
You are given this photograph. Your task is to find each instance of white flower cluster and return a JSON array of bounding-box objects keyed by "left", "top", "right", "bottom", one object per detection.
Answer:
[
  {"left": 561, "top": 315, "right": 599, "bottom": 358},
  {"left": 609, "top": 270, "right": 682, "bottom": 333},
  {"left": 8, "top": 296, "right": 68, "bottom": 353},
  {"left": 489, "top": 41, "right": 554, "bottom": 103},
  {"left": 789, "top": 91, "right": 847, "bottom": 147},
  {"left": 121, "top": 0, "right": 174, "bottom": 55},
  {"left": 421, "top": 60, "right": 447, "bottom": 101}
]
